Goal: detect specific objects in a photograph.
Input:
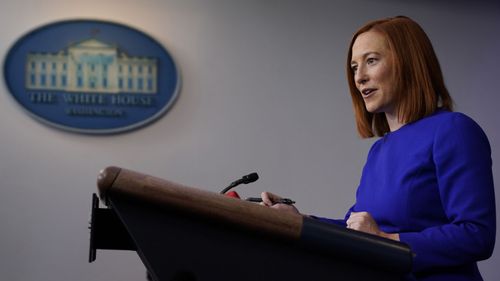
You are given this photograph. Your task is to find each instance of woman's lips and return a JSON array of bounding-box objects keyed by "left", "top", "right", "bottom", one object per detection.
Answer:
[{"left": 361, "top": 88, "right": 376, "bottom": 98}]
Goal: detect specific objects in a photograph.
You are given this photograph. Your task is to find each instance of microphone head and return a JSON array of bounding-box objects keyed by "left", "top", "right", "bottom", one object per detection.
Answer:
[{"left": 242, "top": 172, "right": 259, "bottom": 184}]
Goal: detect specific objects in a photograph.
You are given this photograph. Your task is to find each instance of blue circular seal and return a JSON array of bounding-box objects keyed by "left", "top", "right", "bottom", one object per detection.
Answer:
[{"left": 3, "top": 19, "right": 180, "bottom": 134}]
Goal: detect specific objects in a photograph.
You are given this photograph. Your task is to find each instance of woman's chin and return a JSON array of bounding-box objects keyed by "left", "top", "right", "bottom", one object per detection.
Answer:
[{"left": 364, "top": 105, "right": 378, "bottom": 113}]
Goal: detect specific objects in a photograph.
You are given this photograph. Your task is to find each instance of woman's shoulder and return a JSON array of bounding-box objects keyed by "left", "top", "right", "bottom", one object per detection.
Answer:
[
  {"left": 416, "top": 110, "right": 482, "bottom": 132},
  {"left": 376, "top": 110, "right": 486, "bottom": 144},
  {"left": 422, "top": 109, "right": 464, "bottom": 122},
  {"left": 431, "top": 110, "right": 484, "bottom": 133},
  {"left": 370, "top": 110, "right": 488, "bottom": 151},
  {"left": 430, "top": 110, "right": 490, "bottom": 148}
]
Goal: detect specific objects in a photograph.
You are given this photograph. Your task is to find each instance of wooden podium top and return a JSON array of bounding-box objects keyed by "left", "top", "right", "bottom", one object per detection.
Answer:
[{"left": 97, "top": 166, "right": 303, "bottom": 240}]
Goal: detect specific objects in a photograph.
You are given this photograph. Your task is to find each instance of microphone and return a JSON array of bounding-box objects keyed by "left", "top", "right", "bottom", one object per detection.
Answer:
[
  {"left": 219, "top": 173, "right": 295, "bottom": 205},
  {"left": 241, "top": 173, "right": 259, "bottom": 184},
  {"left": 220, "top": 172, "right": 259, "bottom": 194}
]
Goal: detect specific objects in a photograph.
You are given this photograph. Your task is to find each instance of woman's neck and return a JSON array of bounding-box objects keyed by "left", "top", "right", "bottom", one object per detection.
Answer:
[{"left": 385, "top": 112, "right": 405, "bottom": 132}]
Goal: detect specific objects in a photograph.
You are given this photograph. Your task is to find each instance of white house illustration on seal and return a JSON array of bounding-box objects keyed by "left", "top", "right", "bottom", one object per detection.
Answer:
[{"left": 25, "top": 38, "right": 158, "bottom": 94}]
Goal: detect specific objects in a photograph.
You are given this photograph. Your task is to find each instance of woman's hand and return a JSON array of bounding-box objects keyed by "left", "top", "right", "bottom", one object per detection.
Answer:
[
  {"left": 346, "top": 211, "right": 399, "bottom": 241},
  {"left": 260, "top": 192, "right": 300, "bottom": 215}
]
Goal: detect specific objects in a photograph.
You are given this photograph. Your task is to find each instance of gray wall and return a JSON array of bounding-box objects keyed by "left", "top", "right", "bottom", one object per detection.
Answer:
[{"left": 0, "top": 0, "right": 499, "bottom": 280}]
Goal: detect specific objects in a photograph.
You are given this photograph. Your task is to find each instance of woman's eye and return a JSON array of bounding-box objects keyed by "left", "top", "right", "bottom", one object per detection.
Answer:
[
  {"left": 351, "top": 65, "right": 358, "bottom": 73},
  {"left": 367, "top": 58, "right": 377, "bottom": 64}
]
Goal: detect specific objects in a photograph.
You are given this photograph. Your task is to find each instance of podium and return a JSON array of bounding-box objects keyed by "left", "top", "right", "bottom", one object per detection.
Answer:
[{"left": 89, "top": 166, "right": 413, "bottom": 281}]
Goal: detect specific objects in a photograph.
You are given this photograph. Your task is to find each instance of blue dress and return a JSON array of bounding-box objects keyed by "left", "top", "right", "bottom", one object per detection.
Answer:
[{"left": 319, "top": 110, "right": 496, "bottom": 280}]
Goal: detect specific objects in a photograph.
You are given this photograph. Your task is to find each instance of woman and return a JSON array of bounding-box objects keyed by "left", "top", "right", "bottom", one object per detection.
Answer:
[{"left": 261, "top": 16, "right": 495, "bottom": 281}]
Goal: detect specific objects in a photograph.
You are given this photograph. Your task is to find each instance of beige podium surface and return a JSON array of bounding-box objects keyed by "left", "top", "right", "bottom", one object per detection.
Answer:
[{"left": 97, "top": 166, "right": 303, "bottom": 239}]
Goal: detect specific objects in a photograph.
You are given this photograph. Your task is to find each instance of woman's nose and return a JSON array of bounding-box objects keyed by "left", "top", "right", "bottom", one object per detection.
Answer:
[
  {"left": 356, "top": 72, "right": 368, "bottom": 85},
  {"left": 355, "top": 66, "right": 368, "bottom": 85}
]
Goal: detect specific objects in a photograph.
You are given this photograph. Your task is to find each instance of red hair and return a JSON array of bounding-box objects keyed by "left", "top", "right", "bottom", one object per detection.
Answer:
[{"left": 347, "top": 16, "right": 453, "bottom": 138}]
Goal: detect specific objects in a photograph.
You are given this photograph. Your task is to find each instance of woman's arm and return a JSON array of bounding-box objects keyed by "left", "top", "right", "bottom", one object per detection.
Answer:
[{"left": 398, "top": 113, "right": 496, "bottom": 272}]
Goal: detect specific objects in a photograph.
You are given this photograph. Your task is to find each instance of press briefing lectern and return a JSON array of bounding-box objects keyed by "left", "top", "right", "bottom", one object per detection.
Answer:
[{"left": 89, "top": 166, "right": 413, "bottom": 281}]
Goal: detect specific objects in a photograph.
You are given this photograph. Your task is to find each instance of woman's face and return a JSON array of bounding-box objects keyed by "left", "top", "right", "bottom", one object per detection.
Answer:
[{"left": 350, "top": 30, "right": 397, "bottom": 117}]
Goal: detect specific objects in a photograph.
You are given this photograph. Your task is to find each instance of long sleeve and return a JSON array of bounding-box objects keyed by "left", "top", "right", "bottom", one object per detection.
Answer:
[
  {"left": 398, "top": 113, "right": 496, "bottom": 272},
  {"left": 316, "top": 111, "right": 496, "bottom": 280},
  {"left": 312, "top": 205, "right": 354, "bottom": 227}
]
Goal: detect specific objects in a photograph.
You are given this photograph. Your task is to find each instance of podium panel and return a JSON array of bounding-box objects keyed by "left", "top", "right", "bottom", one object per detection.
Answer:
[{"left": 89, "top": 167, "right": 413, "bottom": 281}]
